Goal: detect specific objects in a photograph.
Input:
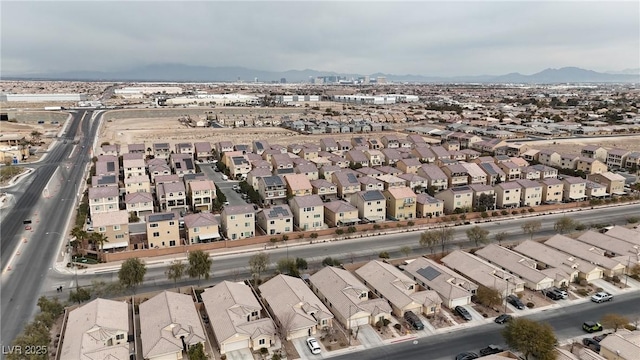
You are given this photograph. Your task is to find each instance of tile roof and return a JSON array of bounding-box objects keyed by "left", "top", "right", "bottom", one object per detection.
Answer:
[{"left": 184, "top": 212, "right": 219, "bottom": 228}]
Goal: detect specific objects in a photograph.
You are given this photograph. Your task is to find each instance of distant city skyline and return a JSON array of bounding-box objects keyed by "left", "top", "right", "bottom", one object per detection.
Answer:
[{"left": 1, "top": 1, "right": 638, "bottom": 76}]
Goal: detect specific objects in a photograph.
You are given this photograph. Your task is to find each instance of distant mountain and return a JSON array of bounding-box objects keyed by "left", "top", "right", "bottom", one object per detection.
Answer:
[
  {"left": 4, "top": 65, "right": 638, "bottom": 84},
  {"left": 605, "top": 68, "right": 640, "bottom": 75}
]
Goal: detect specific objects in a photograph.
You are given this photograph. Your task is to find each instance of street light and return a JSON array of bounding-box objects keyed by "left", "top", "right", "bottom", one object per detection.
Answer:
[{"left": 46, "top": 231, "right": 69, "bottom": 253}]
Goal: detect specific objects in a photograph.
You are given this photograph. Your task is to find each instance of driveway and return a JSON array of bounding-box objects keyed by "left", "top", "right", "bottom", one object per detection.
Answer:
[
  {"left": 224, "top": 348, "right": 254, "bottom": 360},
  {"left": 355, "top": 325, "right": 383, "bottom": 348},
  {"left": 590, "top": 278, "right": 622, "bottom": 295},
  {"left": 293, "top": 337, "right": 321, "bottom": 359}
]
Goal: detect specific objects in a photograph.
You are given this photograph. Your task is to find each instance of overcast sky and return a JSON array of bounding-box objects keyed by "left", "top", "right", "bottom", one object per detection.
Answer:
[{"left": 2, "top": 1, "right": 638, "bottom": 76}]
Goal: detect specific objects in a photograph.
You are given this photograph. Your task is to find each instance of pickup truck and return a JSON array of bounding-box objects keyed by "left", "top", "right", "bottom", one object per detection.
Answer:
[{"left": 591, "top": 292, "right": 613, "bottom": 303}]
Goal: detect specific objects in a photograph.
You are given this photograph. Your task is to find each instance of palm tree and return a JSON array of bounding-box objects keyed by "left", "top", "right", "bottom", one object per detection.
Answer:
[
  {"left": 70, "top": 226, "right": 88, "bottom": 254},
  {"left": 89, "top": 232, "right": 109, "bottom": 253}
]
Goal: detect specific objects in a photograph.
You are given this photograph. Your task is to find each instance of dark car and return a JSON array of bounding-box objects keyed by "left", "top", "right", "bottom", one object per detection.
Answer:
[
  {"left": 582, "top": 338, "right": 601, "bottom": 352},
  {"left": 593, "top": 333, "right": 611, "bottom": 342},
  {"left": 506, "top": 295, "right": 525, "bottom": 310},
  {"left": 479, "top": 345, "right": 503, "bottom": 356},
  {"left": 455, "top": 306, "right": 473, "bottom": 321},
  {"left": 455, "top": 352, "right": 479, "bottom": 360},
  {"left": 545, "top": 288, "right": 563, "bottom": 300},
  {"left": 494, "top": 314, "right": 512, "bottom": 324},
  {"left": 583, "top": 321, "right": 603, "bottom": 333},
  {"left": 403, "top": 310, "right": 424, "bottom": 330}
]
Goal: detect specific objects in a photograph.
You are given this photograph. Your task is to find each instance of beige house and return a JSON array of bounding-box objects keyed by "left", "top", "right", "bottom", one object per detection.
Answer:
[
  {"left": 606, "top": 148, "right": 630, "bottom": 169},
  {"left": 122, "top": 156, "right": 146, "bottom": 179},
  {"left": 384, "top": 187, "right": 417, "bottom": 220},
  {"left": 494, "top": 182, "right": 522, "bottom": 208},
  {"left": 125, "top": 191, "right": 154, "bottom": 218},
  {"left": 352, "top": 190, "right": 387, "bottom": 222},
  {"left": 139, "top": 291, "right": 206, "bottom": 360},
  {"left": 577, "top": 231, "right": 640, "bottom": 267},
  {"left": 396, "top": 158, "right": 422, "bottom": 174},
  {"left": 310, "top": 179, "right": 338, "bottom": 200},
  {"left": 289, "top": 195, "right": 326, "bottom": 231},
  {"left": 476, "top": 244, "right": 556, "bottom": 291},
  {"left": 435, "top": 186, "right": 473, "bottom": 214},
  {"left": 323, "top": 200, "right": 360, "bottom": 227},
  {"left": 187, "top": 179, "right": 216, "bottom": 212},
  {"left": 88, "top": 186, "right": 119, "bottom": 217},
  {"left": 124, "top": 175, "right": 152, "bottom": 194},
  {"left": 538, "top": 149, "right": 561, "bottom": 167},
  {"left": 258, "top": 175, "right": 287, "bottom": 205},
  {"left": 309, "top": 267, "right": 392, "bottom": 330},
  {"left": 515, "top": 179, "right": 543, "bottom": 207},
  {"left": 541, "top": 178, "right": 564, "bottom": 204},
  {"left": 146, "top": 212, "right": 181, "bottom": 248},
  {"left": 355, "top": 260, "right": 442, "bottom": 317},
  {"left": 404, "top": 257, "right": 477, "bottom": 309},
  {"left": 581, "top": 145, "right": 608, "bottom": 162},
  {"left": 259, "top": 274, "right": 334, "bottom": 340},
  {"left": 184, "top": 212, "right": 221, "bottom": 243},
  {"left": 587, "top": 172, "right": 626, "bottom": 196},
  {"left": 332, "top": 172, "right": 361, "bottom": 200},
  {"left": 545, "top": 235, "right": 627, "bottom": 277},
  {"left": 442, "top": 164, "right": 470, "bottom": 188},
  {"left": 417, "top": 164, "right": 448, "bottom": 191},
  {"left": 513, "top": 240, "right": 601, "bottom": 282},
  {"left": 91, "top": 210, "right": 130, "bottom": 251},
  {"left": 562, "top": 176, "right": 587, "bottom": 202},
  {"left": 59, "top": 298, "right": 129, "bottom": 360},
  {"left": 441, "top": 251, "right": 525, "bottom": 297},
  {"left": 221, "top": 204, "right": 255, "bottom": 240},
  {"left": 586, "top": 181, "right": 608, "bottom": 198},
  {"left": 157, "top": 181, "right": 187, "bottom": 213},
  {"left": 364, "top": 149, "right": 384, "bottom": 167},
  {"left": 256, "top": 205, "right": 294, "bottom": 235},
  {"left": 284, "top": 174, "right": 313, "bottom": 197},
  {"left": 416, "top": 194, "right": 444, "bottom": 218},
  {"left": 576, "top": 157, "right": 608, "bottom": 175},
  {"left": 598, "top": 329, "right": 640, "bottom": 360},
  {"left": 202, "top": 281, "right": 277, "bottom": 355}
]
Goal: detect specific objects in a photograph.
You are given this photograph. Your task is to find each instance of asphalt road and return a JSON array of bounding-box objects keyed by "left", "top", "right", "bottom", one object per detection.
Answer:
[
  {"left": 0, "top": 110, "right": 99, "bottom": 348},
  {"left": 332, "top": 291, "right": 640, "bottom": 360}
]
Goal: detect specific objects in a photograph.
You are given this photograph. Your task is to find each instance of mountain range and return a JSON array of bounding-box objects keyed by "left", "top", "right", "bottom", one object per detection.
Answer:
[{"left": 4, "top": 65, "right": 639, "bottom": 84}]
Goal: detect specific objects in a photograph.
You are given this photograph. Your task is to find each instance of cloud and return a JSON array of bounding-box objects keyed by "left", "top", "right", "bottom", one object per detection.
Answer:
[{"left": 1, "top": 1, "right": 638, "bottom": 76}]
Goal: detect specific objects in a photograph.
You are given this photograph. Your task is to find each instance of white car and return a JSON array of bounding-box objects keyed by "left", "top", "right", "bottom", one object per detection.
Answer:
[
  {"left": 306, "top": 337, "right": 321, "bottom": 355},
  {"left": 591, "top": 292, "right": 613, "bottom": 303}
]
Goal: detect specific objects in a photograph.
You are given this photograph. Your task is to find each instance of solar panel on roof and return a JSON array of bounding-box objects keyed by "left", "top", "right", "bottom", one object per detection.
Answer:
[
  {"left": 184, "top": 159, "right": 194, "bottom": 169},
  {"left": 107, "top": 162, "right": 115, "bottom": 172},
  {"left": 417, "top": 266, "right": 441, "bottom": 281},
  {"left": 347, "top": 173, "right": 358, "bottom": 183},
  {"left": 362, "top": 191, "right": 384, "bottom": 201}
]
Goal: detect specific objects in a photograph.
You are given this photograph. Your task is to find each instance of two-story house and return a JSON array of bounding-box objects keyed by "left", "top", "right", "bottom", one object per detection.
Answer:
[
  {"left": 289, "top": 195, "right": 325, "bottom": 231},
  {"left": 284, "top": 174, "right": 313, "bottom": 197},
  {"left": 221, "top": 205, "right": 255, "bottom": 240},
  {"left": 494, "top": 182, "right": 522, "bottom": 208},
  {"left": 562, "top": 176, "right": 587, "bottom": 202},
  {"left": 256, "top": 205, "right": 294, "bottom": 235},
  {"left": 88, "top": 186, "right": 119, "bottom": 217},
  {"left": 352, "top": 190, "right": 387, "bottom": 222},
  {"left": 435, "top": 186, "right": 473, "bottom": 213},
  {"left": 91, "top": 210, "right": 130, "bottom": 251},
  {"left": 323, "top": 200, "right": 360, "bottom": 227},
  {"left": 384, "top": 187, "right": 417, "bottom": 220},
  {"left": 258, "top": 175, "right": 287, "bottom": 205},
  {"left": 157, "top": 181, "right": 187, "bottom": 213},
  {"left": 332, "top": 172, "right": 361, "bottom": 201},
  {"left": 185, "top": 212, "right": 221, "bottom": 243},
  {"left": 188, "top": 179, "right": 216, "bottom": 212},
  {"left": 516, "top": 179, "right": 543, "bottom": 207},
  {"left": 125, "top": 191, "right": 154, "bottom": 218},
  {"left": 146, "top": 212, "right": 181, "bottom": 248}
]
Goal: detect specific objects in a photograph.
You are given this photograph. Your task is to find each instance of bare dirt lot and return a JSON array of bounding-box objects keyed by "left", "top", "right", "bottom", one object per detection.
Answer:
[{"left": 529, "top": 136, "right": 640, "bottom": 153}]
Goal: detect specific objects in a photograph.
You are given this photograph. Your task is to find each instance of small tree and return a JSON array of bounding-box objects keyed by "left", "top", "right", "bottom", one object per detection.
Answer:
[
  {"left": 322, "top": 257, "right": 341, "bottom": 267},
  {"left": 466, "top": 226, "right": 490, "bottom": 247},
  {"left": 438, "top": 227, "right": 454, "bottom": 254},
  {"left": 295, "top": 257, "right": 308, "bottom": 270},
  {"left": 521, "top": 220, "right": 542, "bottom": 240},
  {"left": 276, "top": 258, "right": 299, "bottom": 277},
  {"left": 554, "top": 216, "right": 577, "bottom": 234},
  {"left": 494, "top": 231, "right": 508, "bottom": 245},
  {"left": 118, "top": 258, "right": 147, "bottom": 294},
  {"left": 400, "top": 246, "right": 412, "bottom": 258},
  {"left": 476, "top": 286, "right": 502, "bottom": 308},
  {"left": 188, "top": 250, "right": 213, "bottom": 286},
  {"left": 378, "top": 251, "right": 390, "bottom": 259},
  {"left": 502, "top": 318, "right": 557, "bottom": 360},
  {"left": 419, "top": 230, "right": 439, "bottom": 254},
  {"left": 601, "top": 313, "right": 630, "bottom": 332},
  {"left": 165, "top": 260, "right": 186, "bottom": 288},
  {"left": 69, "top": 287, "right": 91, "bottom": 304},
  {"left": 37, "top": 296, "right": 64, "bottom": 317},
  {"left": 187, "top": 343, "right": 207, "bottom": 360},
  {"left": 249, "top": 252, "right": 270, "bottom": 282}
]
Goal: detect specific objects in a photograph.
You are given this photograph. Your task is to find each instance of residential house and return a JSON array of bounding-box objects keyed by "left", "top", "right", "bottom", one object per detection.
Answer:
[
  {"left": 128, "top": 143, "right": 146, "bottom": 155},
  {"left": 221, "top": 205, "right": 255, "bottom": 240},
  {"left": 404, "top": 257, "right": 477, "bottom": 308},
  {"left": 256, "top": 205, "right": 293, "bottom": 235},
  {"left": 258, "top": 175, "right": 287, "bottom": 205},
  {"left": 229, "top": 155, "right": 252, "bottom": 180},
  {"left": 100, "top": 144, "right": 120, "bottom": 156},
  {"left": 346, "top": 150, "right": 370, "bottom": 168},
  {"left": 259, "top": 275, "right": 333, "bottom": 340},
  {"left": 359, "top": 176, "right": 385, "bottom": 192},
  {"left": 194, "top": 142, "right": 213, "bottom": 161},
  {"left": 123, "top": 156, "right": 146, "bottom": 179},
  {"left": 576, "top": 157, "right": 608, "bottom": 175},
  {"left": 324, "top": 200, "right": 360, "bottom": 227},
  {"left": 381, "top": 135, "right": 400, "bottom": 149},
  {"left": 541, "top": 178, "right": 564, "bottom": 204},
  {"left": 586, "top": 181, "right": 608, "bottom": 199},
  {"left": 309, "top": 267, "right": 392, "bottom": 330},
  {"left": 435, "top": 186, "right": 473, "bottom": 214},
  {"left": 468, "top": 184, "right": 496, "bottom": 211},
  {"left": 310, "top": 179, "right": 338, "bottom": 200},
  {"left": 538, "top": 149, "right": 561, "bottom": 168},
  {"left": 157, "top": 181, "right": 187, "bottom": 213},
  {"left": 417, "top": 164, "right": 448, "bottom": 191},
  {"left": 381, "top": 148, "right": 403, "bottom": 165},
  {"left": 125, "top": 192, "right": 154, "bottom": 218},
  {"left": 476, "top": 244, "right": 556, "bottom": 291},
  {"left": 187, "top": 179, "right": 216, "bottom": 212},
  {"left": 530, "top": 164, "right": 558, "bottom": 180},
  {"left": 247, "top": 168, "right": 272, "bottom": 190},
  {"left": 175, "top": 142, "right": 194, "bottom": 156},
  {"left": 581, "top": 145, "right": 608, "bottom": 162},
  {"left": 152, "top": 142, "right": 171, "bottom": 159},
  {"left": 513, "top": 240, "right": 601, "bottom": 282},
  {"left": 376, "top": 174, "right": 406, "bottom": 190},
  {"left": 398, "top": 173, "right": 428, "bottom": 191},
  {"left": 587, "top": 172, "right": 626, "bottom": 196},
  {"left": 320, "top": 138, "right": 339, "bottom": 152},
  {"left": 520, "top": 166, "right": 541, "bottom": 180},
  {"left": 353, "top": 190, "right": 387, "bottom": 222},
  {"left": 91, "top": 210, "right": 129, "bottom": 251},
  {"left": 562, "top": 176, "right": 587, "bottom": 202},
  {"left": 139, "top": 291, "right": 206, "bottom": 360},
  {"left": 497, "top": 161, "right": 521, "bottom": 181},
  {"left": 216, "top": 141, "right": 234, "bottom": 155},
  {"left": 184, "top": 212, "right": 221, "bottom": 243},
  {"left": 355, "top": 260, "right": 442, "bottom": 317},
  {"left": 461, "top": 162, "right": 487, "bottom": 185},
  {"left": 396, "top": 158, "right": 422, "bottom": 174},
  {"left": 577, "top": 231, "right": 640, "bottom": 267},
  {"left": 124, "top": 175, "right": 151, "bottom": 195},
  {"left": 95, "top": 155, "right": 119, "bottom": 177},
  {"left": 148, "top": 162, "right": 171, "bottom": 183},
  {"left": 384, "top": 187, "right": 417, "bottom": 220},
  {"left": 364, "top": 149, "right": 384, "bottom": 167},
  {"left": 415, "top": 194, "right": 444, "bottom": 218},
  {"left": 332, "top": 172, "right": 361, "bottom": 200},
  {"left": 441, "top": 251, "right": 525, "bottom": 297},
  {"left": 300, "top": 145, "right": 320, "bottom": 160},
  {"left": 544, "top": 235, "right": 627, "bottom": 277},
  {"left": 516, "top": 179, "right": 543, "bottom": 207},
  {"left": 146, "top": 212, "right": 181, "bottom": 248},
  {"left": 494, "top": 182, "right": 522, "bottom": 209},
  {"left": 202, "top": 281, "right": 277, "bottom": 355},
  {"left": 624, "top": 151, "right": 640, "bottom": 170},
  {"left": 558, "top": 153, "right": 580, "bottom": 170},
  {"left": 252, "top": 140, "right": 270, "bottom": 155},
  {"left": 598, "top": 330, "right": 640, "bottom": 360},
  {"left": 603, "top": 226, "right": 640, "bottom": 247},
  {"left": 92, "top": 174, "right": 118, "bottom": 188},
  {"left": 606, "top": 148, "right": 630, "bottom": 168},
  {"left": 295, "top": 163, "right": 319, "bottom": 181},
  {"left": 411, "top": 147, "right": 436, "bottom": 163},
  {"left": 478, "top": 162, "right": 506, "bottom": 186},
  {"left": 289, "top": 195, "right": 325, "bottom": 231},
  {"left": 59, "top": 299, "right": 129, "bottom": 360},
  {"left": 284, "top": 174, "right": 313, "bottom": 197},
  {"left": 88, "top": 182, "right": 120, "bottom": 214}
]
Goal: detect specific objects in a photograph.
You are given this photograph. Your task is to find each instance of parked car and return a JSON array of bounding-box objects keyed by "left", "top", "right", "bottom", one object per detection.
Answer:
[
  {"left": 583, "top": 321, "right": 603, "bottom": 333},
  {"left": 455, "top": 306, "right": 473, "bottom": 321},
  {"left": 455, "top": 352, "right": 479, "bottom": 360},
  {"left": 306, "top": 337, "right": 321, "bottom": 355},
  {"left": 494, "top": 314, "right": 512, "bottom": 324},
  {"left": 582, "top": 338, "right": 601, "bottom": 352},
  {"left": 506, "top": 295, "right": 525, "bottom": 310},
  {"left": 479, "top": 345, "right": 503, "bottom": 356},
  {"left": 591, "top": 292, "right": 613, "bottom": 303},
  {"left": 403, "top": 310, "right": 424, "bottom": 330},
  {"left": 545, "top": 288, "right": 563, "bottom": 300},
  {"left": 552, "top": 287, "right": 568, "bottom": 299},
  {"left": 593, "top": 333, "right": 611, "bottom": 342}
]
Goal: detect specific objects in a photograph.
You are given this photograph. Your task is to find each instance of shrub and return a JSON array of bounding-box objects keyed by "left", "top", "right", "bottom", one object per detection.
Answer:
[
  {"left": 624, "top": 324, "right": 637, "bottom": 331},
  {"left": 378, "top": 251, "right": 390, "bottom": 259},
  {"left": 335, "top": 229, "right": 345, "bottom": 235},
  {"left": 575, "top": 223, "right": 587, "bottom": 231},
  {"left": 528, "top": 208, "right": 535, "bottom": 213},
  {"left": 511, "top": 210, "right": 519, "bottom": 215},
  {"left": 460, "top": 214, "right": 467, "bottom": 220},
  {"left": 627, "top": 217, "right": 639, "bottom": 224},
  {"left": 407, "top": 221, "right": 415, "bottom": 226},
  {"left": 612, "top": 275, "right": 621, "bottom": 283},
  {"left": 579, "top": 279, "right": 588, "bottom": 287},
  {"left": 260, "top": 348, "right": 269, "bottom": 355},
  {"left": 526, "top": 302, "right": 535, "bottom": 308},
  {"left": 450, "top": 215, "right": 458, "bottom": 222},
  {"left": 373, "top": 224, "right": 381, "bottom": 230},
  {"left": 270, "top": 237, "right": 279, "bottom": 243},
  {"left": 492, "top": 211, "right": 499, "bottom": 217},
  {"left": 520, "top": 209, "right": 527, "bottom": 214},
  {"left": 394, "top": 324, "right": 402, "bottom": 331},
  {"left": 501, "top": 210, "right": 509, "bottom": 215},
  {"left": 480, "top": 211, "right": 489, "bottom": 218},
  {"left": 347, "top": 226, "right": 357, "bottom": 233},
  {"left": 310, "top": 232, "right": 319, "bottom": 239},
  {"left": 383, "top": 318, "right": 391, "bottom": 326},
  {"left": 577, "top": 289, "right": 589, "bottom": 296}
]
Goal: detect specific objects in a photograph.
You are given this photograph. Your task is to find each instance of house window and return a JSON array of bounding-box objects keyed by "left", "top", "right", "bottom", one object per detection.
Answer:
[
  {"left": 270, "top": 220, "right": 275, "bottom": 225},
  {"left": 150, "top": 223, "right": 158, "bottom": 228},
  {"left": 153, "top": 232, "right": 160, "bottom": 237},
  {"left": 169, "top": 240, "right": 176, "bottom": 246},
  {"left": 230, "top": 215, "right": 236, "bottom": 220},
  {"left": 98, "top": 227, "right": 106, "bottom": 232},
  {"left": 116, "top": 334, "right": 124, "bottom": 340},
  {"left": 259, "top": 339, "right": 265, "bottom": 345},
  {"left": 169, "top": 221, "right": 175, "bottom": 226},
  {"left": 115, "top": 234, "right": 124, "bottom": 239},
  {"left": 245, "top": 214, "right": 253, "bottom": 218},
  {"left": 113, "top": 225, "right": 121, "bottom": 231}
]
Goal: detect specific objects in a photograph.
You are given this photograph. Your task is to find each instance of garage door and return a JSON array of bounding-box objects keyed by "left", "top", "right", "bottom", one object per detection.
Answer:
[
  {"left": 223, "top": 339, "right": 250, "bottom": 353},
  {"left": 289, "top": 327, "right": 312, "bottom": 340},
  {"left": 449, "top": 297, "right": 470, "bottom": 309},
  {"left": 350, "top": 315, "right": 369, "bottom": 328}
]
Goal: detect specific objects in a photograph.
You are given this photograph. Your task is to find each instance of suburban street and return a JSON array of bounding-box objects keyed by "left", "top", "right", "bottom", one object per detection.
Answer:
[
  {"left": 0, "top": 110, "right": 99, "bottom": 348},
  {"left": 331, "top": 291, "right": 640, "bottom": 360}
]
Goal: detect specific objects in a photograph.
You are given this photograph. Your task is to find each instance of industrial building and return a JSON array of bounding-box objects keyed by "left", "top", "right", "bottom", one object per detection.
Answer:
[{"left": 0, "top": 93, "right": 87, "bottom": 102}]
